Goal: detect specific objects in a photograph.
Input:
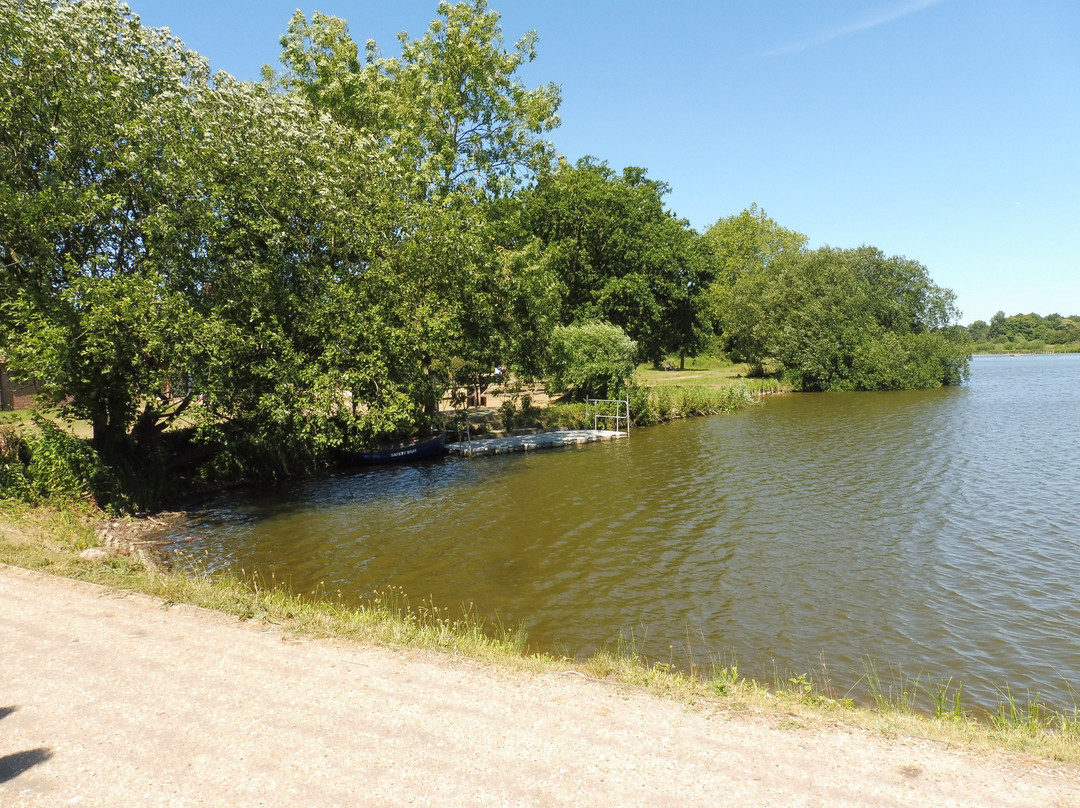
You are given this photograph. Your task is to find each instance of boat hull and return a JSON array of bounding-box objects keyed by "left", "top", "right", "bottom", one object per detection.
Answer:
[{"left": 345, "top": 435, "right": 447, "bottom": 465}]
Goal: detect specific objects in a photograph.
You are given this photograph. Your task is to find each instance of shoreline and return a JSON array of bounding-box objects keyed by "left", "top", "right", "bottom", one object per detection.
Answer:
[
  {"left": 4, "top": 560, "right": 1076, "bottom": 806},
  {"left": 3, "top": 505, "right": 1080, "bottom": 770}
]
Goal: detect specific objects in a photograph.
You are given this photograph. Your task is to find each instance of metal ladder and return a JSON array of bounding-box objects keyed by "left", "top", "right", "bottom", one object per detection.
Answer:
[{"left": 585, "top": 397, "right": 630, "bottom": 435}]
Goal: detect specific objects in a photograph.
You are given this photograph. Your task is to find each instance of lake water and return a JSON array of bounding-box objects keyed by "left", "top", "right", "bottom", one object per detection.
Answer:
[{"left": 163, "top": 354, "right": 1080, "bottom": 712}]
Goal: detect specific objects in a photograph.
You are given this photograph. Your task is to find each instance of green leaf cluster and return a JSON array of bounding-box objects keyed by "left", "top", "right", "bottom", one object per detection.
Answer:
[{"left": 276, "top": 0, "right": 560, "bottom": 200}]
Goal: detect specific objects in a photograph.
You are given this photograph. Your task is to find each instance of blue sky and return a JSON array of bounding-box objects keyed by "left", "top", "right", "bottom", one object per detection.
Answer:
[{"left": 127, "top": 0, "right": 1079, "bottom": 323}]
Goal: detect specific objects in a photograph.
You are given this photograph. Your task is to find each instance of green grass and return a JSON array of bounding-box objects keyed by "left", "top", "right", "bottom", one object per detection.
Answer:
[
  {"left": 535, "top": 356, "right": 788, "bottom": 430},
  {"left": 637, "top": 356, "right": 762, "bottom": 389},
  {"left": 4, "top": 504, "right": 1080, "bottom": 767},
  {"left": 0, "top": 408, "right": 93, "bottom": 438}
]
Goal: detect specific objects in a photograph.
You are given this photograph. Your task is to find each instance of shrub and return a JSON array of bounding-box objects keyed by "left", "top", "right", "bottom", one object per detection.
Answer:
[
  {"left": 499, "top": 399, "right": 517, "bottom": 430},
  {"left": 547, "top": 322, "right": 637, "bottom": 400},
  {"left": 627, "top": 384, "right": 658, "bottom": 426},
  {"left": 851, "top": 332, "right": 970, "bottom": 390},
  {"left": 519, "top": 395, "right": 542, "bottom": 427},
  {"left": 0, "top": 414, "right": 122, "bottom": 507},
  {"left": 542, "top": 402, "right": 587, "bottom": 429},
  {"left": 0, "top": 425, "right": 30, "bottom": 500},
  {"left": 655, "top": 386, "right": 674, "bottom": 421}
]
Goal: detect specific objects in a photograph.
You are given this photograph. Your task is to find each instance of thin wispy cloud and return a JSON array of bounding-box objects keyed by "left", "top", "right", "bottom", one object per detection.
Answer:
[{"left": 764, "top": 0, "right": 948, "bottom": 57}]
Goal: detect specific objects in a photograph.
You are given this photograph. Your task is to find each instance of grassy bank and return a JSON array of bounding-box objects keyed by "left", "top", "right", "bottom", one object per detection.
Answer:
[
  {"left": 496, "top": 358, "right": 787, "bottom": 432},
  {"left": 535, "top": 382, "right": 768, "bottom": 431},
  {"left": 2, "top": 504, "right": 1079, "bottom": 766}
]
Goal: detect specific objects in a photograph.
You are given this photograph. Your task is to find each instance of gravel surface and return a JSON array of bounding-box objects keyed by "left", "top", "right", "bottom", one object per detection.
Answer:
[{"left": 2, "top": 564, "right": 1077, "bottom": 807}]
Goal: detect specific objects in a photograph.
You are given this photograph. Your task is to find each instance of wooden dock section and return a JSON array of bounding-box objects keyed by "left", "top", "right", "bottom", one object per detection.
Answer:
[{"left": 447, "top": 428, "right": 627, "bottom": 458}]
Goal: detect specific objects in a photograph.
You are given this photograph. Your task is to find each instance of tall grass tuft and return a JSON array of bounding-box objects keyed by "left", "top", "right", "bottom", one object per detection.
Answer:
[
  {"left": 991, "top": 685, "right": 1053, "bottom": 736},
  {"left": 625, "top": 382, "right": 759, "bottom": 427},
  {"left": 931, "top": 678, "right": 967, "bottom": 722},
  {"left": 708, "top": 657, "right": 742, "bottom": 697}
]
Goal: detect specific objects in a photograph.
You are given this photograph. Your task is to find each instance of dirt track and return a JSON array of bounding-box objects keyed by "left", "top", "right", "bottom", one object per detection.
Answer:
[{"left": 1, "top": 564, "right": 1077, "bottom": 807}]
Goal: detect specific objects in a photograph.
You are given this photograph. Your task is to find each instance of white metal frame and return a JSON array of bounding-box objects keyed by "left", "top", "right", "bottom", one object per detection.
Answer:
[{"left": 585, "top": 397, "right": 630, "bottom": 435}]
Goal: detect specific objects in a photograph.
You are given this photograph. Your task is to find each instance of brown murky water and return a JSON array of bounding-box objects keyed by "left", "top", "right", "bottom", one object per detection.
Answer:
[{"left": 164, "top": 354, "right": 1080, "bottom": 711}]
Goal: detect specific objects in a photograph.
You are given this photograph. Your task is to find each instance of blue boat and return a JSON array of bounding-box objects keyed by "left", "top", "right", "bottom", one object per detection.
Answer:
[{"left": 345, "top": 434, "right": 447, "bottom": 465}]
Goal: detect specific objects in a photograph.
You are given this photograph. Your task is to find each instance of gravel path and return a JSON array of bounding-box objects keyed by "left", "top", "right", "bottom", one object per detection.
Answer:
[{"left": 1, "top": 564, "right": 1077, "bottom": 807}]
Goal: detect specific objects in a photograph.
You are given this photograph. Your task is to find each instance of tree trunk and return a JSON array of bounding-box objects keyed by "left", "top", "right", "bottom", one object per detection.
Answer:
[
  {"left": 92, "top": 420, "right": 117, "bottom": 452},
  {"left": 92, "top": 413, "right": 127, "bottom": 457}
]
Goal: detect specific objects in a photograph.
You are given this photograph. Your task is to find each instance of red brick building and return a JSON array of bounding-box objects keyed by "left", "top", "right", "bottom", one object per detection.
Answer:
[{"left": 0, "top": 363, "right": 41, "bottom": 410}]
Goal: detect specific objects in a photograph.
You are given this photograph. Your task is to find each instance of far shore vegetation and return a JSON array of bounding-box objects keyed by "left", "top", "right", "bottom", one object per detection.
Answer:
[
  {"left": 965, "top": 310, "right": 1080, "bottom": 355},
  {"left": 2, "top": 504, "right": 1079, "bottom": 767}
]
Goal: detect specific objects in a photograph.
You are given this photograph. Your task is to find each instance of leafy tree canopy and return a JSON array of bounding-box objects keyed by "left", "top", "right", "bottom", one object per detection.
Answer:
[
  {"left": 0, "top": 0, "right": 506, "bottom": 473},
  {"left": 703, "top": 205, "right": 807, "bottom": 361},
  {"left": 702, "top": 204, "right": 808, "bottom": 287},
  {"left": 520, "top": 157, "right": 714, "bottom": 366},
  {"left": 1, "top": 0, "right": 214, "bottom": 451},
  {"left": 276, "top": 0, "right": 561, "bottom": 200},
  {"left": 717, "top": 245, "right": 970, "bottom": 391},
  {"left": 972, "top": 311, "right": 1080, "bottom": 346},
  {"left": 274, "top": 0, "right": 564, "bottom": 410}
]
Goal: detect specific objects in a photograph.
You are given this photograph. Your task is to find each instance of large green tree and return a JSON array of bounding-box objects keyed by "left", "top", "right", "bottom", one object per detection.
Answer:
[
  {"left": 0, "top": 0, "right": 440, "bottom": 474},
  {"left": 0, "top": 0, "right": 213, "bottom": 452},
  {"left": 702, "top": 205, "right": 807, "bottom": 364},
  {"left": 275, "top": 0, "right": 563, "bottom": 405},
  {"left": 520, "top": 157, "right": 714, "bottom": 366},
  {"left": 717, "top": 246, "right": 970, "bottom": 391},
  {"left": 173, "top": 78, "right": 432, "bottom": 461},
  {"left": 276, "top": 0, "right": 561, "bottom": 201}
]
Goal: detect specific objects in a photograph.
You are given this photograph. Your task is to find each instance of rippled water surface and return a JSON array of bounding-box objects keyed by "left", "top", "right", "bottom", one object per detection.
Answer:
[{"left": 165, "top": 354, "right": 1080, "bottom": 709}]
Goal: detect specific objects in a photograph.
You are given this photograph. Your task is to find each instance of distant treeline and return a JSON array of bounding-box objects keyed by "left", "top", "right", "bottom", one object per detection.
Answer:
[{"left": 964, "top": 312, "right": 1080, "bottom": 352}]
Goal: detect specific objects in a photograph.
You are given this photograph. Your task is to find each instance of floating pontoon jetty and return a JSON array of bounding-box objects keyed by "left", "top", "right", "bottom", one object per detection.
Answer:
[{"left": 447, "top": 429, "right": 627, "bottom": 458}]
